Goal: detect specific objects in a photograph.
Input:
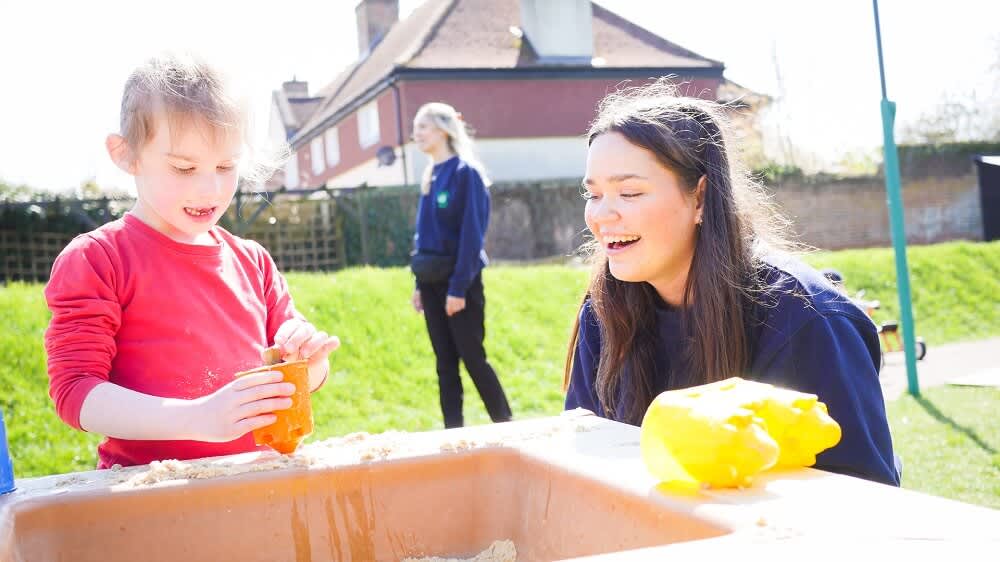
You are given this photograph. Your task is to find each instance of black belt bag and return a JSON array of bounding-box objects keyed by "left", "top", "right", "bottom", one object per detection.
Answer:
[{"left": 410, "top": 252, "right": 455, "bottom": 283}]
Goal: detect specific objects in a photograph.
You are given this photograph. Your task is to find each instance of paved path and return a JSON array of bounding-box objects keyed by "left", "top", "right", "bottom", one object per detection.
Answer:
[{"left": 879, "top": 337, "right": 1000, "bottom": 400}]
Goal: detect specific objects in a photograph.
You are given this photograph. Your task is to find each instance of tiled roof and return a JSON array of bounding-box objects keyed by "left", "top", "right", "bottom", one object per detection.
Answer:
[
  {"left": 272, "top": 90, "right": 324, "bottom": 139},
  {"left": 290, "top": 0, "right": 723, "bottom": 146}
]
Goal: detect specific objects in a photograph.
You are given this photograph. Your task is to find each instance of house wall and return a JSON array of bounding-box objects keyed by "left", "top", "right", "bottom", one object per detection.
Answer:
[
  {"left": 269, "top": 102, "right": 287, "bottom": 146},
  {"left": 324, "top": 145, "right": 413, "bottom": 189},
  {"left": 289, "top": 75, "right": 720, "bottom": 188},
  {"left": 294, "top": 89, "right": 401, "bottom": 188},
  {"left": 402, "top": 136, "right": 587, "bottom": 183},
  {"left": 396, "top": 77, "right": 720, "bottom": 139},
  {"left": 325, "top": 136, "right": 589, "bottom": 188}
]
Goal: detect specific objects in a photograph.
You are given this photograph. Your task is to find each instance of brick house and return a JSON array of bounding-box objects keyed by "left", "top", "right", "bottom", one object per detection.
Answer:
[{"left": 270, "top": 0, "right": 741, "bottom": 189}]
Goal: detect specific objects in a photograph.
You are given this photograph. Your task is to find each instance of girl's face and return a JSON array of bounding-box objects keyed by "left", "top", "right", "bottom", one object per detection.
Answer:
[
  {"left": 115, "top": 112, "right": 242, "bottom": 245},
  {"left": 412, "top": 115, "right": 449, "bottom": 155},
  {"left": 583, "top": 132, "right": 703, "bottom": 304}
]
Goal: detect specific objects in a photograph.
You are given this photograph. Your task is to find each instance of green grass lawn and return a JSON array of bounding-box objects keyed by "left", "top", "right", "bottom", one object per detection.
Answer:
[
  {"left": 0, "top": 264, "right": 589, "bottom": 477},
  {"left": 804, "top": 241, "right": 1000, "bottom": 344},
  {"left": 1, "top": 240, "right": 998, "bottom": 509},
  {"left": 888, "top": 387, "right": 1000, "bottom": 509}
]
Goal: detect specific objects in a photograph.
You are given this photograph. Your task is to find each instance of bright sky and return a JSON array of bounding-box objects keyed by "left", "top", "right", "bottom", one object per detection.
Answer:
[{"left": 1, "top": 0, "right": 997, "bottom": 192}]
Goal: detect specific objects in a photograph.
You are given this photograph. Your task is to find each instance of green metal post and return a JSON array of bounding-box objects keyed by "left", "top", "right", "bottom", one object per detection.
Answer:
[{"left": 874, "top": 0, "right": 920, "bottom": 395}]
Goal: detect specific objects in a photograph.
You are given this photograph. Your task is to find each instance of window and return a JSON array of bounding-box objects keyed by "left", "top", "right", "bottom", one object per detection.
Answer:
[
  {"left": 325, "top": 127, "right": 340, "bottom": 167},
  {"left": 285, "top": 152, "right": 299, "bottom": 188},
  {"left": 310, "top": 137, "right": 325, "bottom": 176},
  {"left": 358, "top": 101, "right": 380, "bottom": 148}
]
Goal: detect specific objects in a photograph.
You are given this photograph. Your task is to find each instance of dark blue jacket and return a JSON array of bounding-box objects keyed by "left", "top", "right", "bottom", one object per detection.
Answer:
[
  {"left": 414, "top": 156, "right": 489, "bottom": 297},
  {"left": 565, "top": 255, "right": 900, "bottom": 486}
]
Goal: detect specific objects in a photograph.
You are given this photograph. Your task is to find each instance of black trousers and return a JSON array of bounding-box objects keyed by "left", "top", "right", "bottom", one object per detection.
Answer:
[{"left": 418, "top": 274, "right": 512, "bottom": 428}]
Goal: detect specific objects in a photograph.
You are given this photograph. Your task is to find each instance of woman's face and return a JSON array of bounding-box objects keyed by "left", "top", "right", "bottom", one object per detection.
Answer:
[
  {"left": 412, "top": 115, "right": 449, "bottom": 155},
  {"left": 583, "top": 132, "right": 703, "bottom": 303}
]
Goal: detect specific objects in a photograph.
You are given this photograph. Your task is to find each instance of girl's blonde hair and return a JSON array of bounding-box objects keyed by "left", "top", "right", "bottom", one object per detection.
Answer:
[
  {"left": 415, "top": 102, "right": 490, "bottom": 194},
  {"left": 117, "top": 52, "right": 283, "bottom": 187}
]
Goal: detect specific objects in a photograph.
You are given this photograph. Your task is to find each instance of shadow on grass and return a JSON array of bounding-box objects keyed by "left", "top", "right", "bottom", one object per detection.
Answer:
[{"left": 915, "top": 396, "right": 997, "bottom": 455}]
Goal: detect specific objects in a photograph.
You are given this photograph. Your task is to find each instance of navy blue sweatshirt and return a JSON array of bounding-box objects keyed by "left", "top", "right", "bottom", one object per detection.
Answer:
[
  {"left": 414, "top": 156, "right": 490, "bottom": 297},
  {"left": 565, "top": 254, "right": 900, "bottom": 486}
]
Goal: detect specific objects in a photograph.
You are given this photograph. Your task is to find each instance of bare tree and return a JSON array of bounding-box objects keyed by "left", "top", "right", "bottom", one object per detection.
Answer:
[{"left": 901, "top": 35, "right": 1000, "bottom": 144}]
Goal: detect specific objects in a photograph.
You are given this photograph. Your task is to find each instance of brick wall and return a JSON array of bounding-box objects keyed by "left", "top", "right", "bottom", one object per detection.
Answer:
[
  {"left": 487, "top": 180, "right": 587, "bottom": 260},
  {"left": 482, "top": 148, "right": 989, "bottom": 257},
  {"left": 482, "top": 171, "right": 984, "bottom": 259},
  {"left": 771, "top": 174, "right": 983, "bottom": 250}
]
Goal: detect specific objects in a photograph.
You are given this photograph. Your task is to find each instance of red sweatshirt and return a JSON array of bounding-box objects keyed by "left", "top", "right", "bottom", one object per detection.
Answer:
[{"left": 44, "top": 213, "right": 301, "bottom": 468}]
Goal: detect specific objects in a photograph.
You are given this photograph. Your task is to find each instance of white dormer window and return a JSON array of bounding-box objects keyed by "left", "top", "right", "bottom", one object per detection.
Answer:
[
  {"left": 310, "top": 137, "right": 325, "bottom": 176},
  {"left": 325, "top": 127, "right": 341, "bottom": 167},
  {"left": 285, "top": 151, "right": 299, "bottom": 188},
  {"left": 358, "top": 101, "right": 380, "bottom": 148}
]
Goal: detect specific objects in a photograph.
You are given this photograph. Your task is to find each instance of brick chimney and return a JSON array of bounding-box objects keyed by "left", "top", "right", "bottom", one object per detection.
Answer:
[
  {"left": 282, "top": 79, "right": 310, "bottom": 100},
  {"left": 356, "top": 0, "right": 399, "bottom": 58},
  {"left": 520, "top": 0, "right": 594, "bottom": 64}
]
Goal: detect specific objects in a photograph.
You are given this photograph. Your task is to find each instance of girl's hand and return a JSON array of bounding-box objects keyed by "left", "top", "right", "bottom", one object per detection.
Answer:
[
  {"left": 445, "top": 296, "right": 466, "bottom": 316},
  {"left": 411, "top": 289, "right": 423, "bottom": 313},
  {"left": 187, "top": 372, "right": 295, "bottom": 442},
  {"left": 273, "top": 318, "right": 341, "bottom": 389}
]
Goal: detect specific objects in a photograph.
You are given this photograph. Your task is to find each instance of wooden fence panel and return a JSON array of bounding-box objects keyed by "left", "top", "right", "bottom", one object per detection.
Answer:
[
  {"left": 1, "top": 230, "right": 76, "bottom": 282},
  {"left": 2, "top": 196, "right": 347, "bottom": 282},
  {"left": 239, "top": 199, "right": 345, "bottom": 272}
]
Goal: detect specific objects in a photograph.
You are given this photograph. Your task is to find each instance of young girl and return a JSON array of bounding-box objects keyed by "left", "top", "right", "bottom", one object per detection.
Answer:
[
  {"left": 564, "top": 83, "right": 899, "bottom": 486},
  {"left": 409, "top": 102, "right": 512, "bottom": 429},
  {"left": 44, "top": 53, "right": 340, "bottom": 468}
]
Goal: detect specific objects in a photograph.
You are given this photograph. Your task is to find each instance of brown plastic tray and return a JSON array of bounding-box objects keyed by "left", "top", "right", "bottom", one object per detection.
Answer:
[
  {"left": 6, "top": 415, "right": 998, "bottom": 560},
  {"left": 0, "top": 448, "right": 726, "bottom": 561}
]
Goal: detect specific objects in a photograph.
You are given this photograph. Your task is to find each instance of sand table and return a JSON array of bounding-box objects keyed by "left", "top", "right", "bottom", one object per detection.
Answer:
[
  {"left": 36, "top": 414, "right": 600, "bottom": 491},
  {"left": 0, "top": 413, "right": 605, "bottom": 494}
]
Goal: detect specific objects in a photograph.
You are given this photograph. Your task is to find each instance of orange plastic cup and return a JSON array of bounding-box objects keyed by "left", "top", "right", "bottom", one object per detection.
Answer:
[{"left": 235, "top": 359, "right": 313, "bottom": 454}]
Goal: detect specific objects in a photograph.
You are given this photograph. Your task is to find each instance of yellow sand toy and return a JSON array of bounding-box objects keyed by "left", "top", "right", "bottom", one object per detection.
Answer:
[{"left": 640, "top": 377, "right": 842, "bottom": 488}]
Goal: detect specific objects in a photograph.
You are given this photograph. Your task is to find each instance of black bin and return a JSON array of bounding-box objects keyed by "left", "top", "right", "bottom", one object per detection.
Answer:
[{"left": 974, "top": 155, "right": 1000, "bottom": 241}]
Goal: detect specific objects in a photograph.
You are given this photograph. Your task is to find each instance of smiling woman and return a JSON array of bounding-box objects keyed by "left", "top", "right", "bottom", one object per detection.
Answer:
[{"left": 564, "top": 81, "right": 901, "bottom": 487}]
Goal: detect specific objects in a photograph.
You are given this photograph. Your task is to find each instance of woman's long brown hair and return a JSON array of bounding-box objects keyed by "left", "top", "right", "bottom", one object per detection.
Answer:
[{"left": 564, "top": 82, "right": 791, "bottom": 425}]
